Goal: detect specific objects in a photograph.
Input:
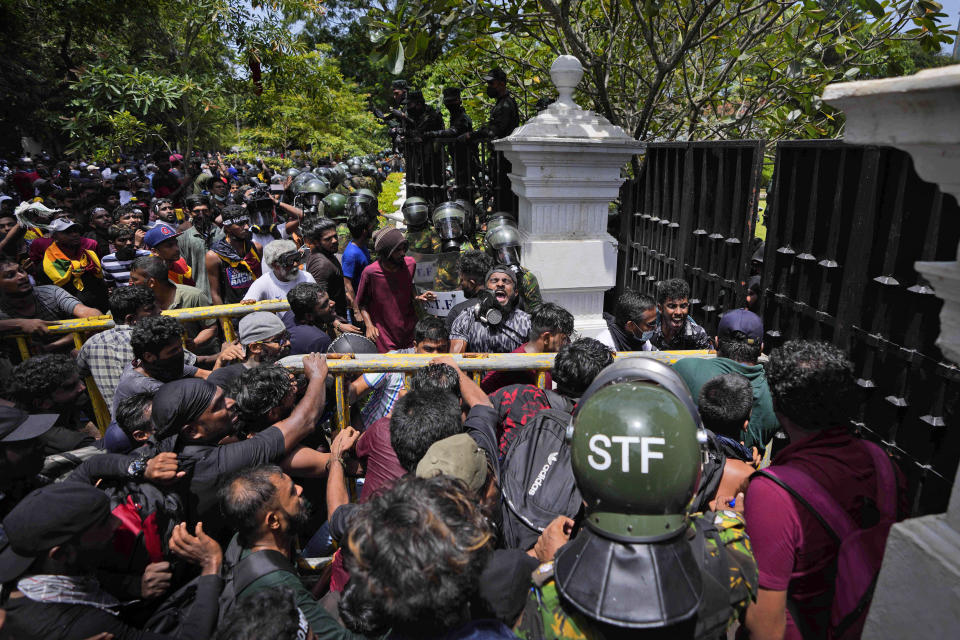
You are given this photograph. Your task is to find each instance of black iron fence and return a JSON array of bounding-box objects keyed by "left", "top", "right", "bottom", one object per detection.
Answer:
[
  {"left": 400, "top": 136, "right": 514, "bottom": 217},
  {"left": 615, "top": 140, "right": 960, "bottom": 515},
  {"left": 762, "top": 141, "right": 960, "bottom": 515},
  {"left": 616, "top": 141, "right": 764, "bottom": 336}
]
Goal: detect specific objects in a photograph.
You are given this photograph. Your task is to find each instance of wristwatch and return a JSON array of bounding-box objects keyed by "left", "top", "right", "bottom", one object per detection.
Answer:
[{"left": 126, "top": 455, "right": 148, "bottom": 480}]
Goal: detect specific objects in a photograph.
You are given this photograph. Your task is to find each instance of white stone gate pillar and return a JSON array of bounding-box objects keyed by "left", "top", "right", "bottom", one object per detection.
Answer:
[
  {"left": 823, "top": 66, "right": 960, "bottom": 639},
  {"left": 495, "top": 56, "right": 643, "bottom": 337}
]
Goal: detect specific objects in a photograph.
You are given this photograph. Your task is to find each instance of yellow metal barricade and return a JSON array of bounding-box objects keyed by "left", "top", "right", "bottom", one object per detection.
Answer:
[
  {"left": 4, "top": 315, "right": 116, "bottom": 431},
  {"left": 3, "top": 300, "right": 292, "bottom": 433},
  {"left": 280, "top": 350, "right": 715, "bottom": 432},
  {"left": 161, "top": 299, "right": 290, "bottom": 342}
]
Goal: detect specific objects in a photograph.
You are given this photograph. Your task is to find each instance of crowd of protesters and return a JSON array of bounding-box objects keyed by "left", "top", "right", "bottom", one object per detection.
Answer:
[{"left": 0, "top": 149, "right": 904, "bottom": 640}]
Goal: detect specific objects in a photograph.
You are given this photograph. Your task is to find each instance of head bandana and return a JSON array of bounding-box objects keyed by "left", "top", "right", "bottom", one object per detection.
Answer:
[{"left": 151, "top": 378, "right": 218, "bottom": 439}]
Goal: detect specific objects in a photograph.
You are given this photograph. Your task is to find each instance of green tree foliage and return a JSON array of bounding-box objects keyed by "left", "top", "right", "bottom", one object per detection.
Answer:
[
  {"left": 358, "top": 0, "right": 956, "bottom": 141},
  {"left": 0, "top": 0, "right": 382, "bottom": 158},
  {"left": 238, "top": 48, "right": 386, "bottom": 158}
]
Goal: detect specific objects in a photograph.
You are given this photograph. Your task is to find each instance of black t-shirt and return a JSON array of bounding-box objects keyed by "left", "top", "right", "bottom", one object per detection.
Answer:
[
  {"left": 464, "top": 404, "right": 501, "bottom": 483},
  {"left": 304, "top": 252, "right": 348, "bottom": 316},
  {"left": 176, "top": 426, "right": 286, "bottom": 531},
  {"left": 205, "top": 363, "right": 247, "bottom": 389},
  {"left": 39, "top": 425, "right": 95, "bottom": 456}
]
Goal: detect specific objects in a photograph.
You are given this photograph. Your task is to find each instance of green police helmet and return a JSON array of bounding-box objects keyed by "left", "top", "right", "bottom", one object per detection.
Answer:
[
  {"left": 300, "top": 178, "right": 329, "bottom": 197},
  {"left": 569, "top": 357, "right": 705, "bottom": 541},
  {"left": 347, "top": 189, "right": 378, "bottom": 217},
  {"left": 322, "top": 192, "right": 347, "bottom": 219},
  {"left": 402, "top": 197, "right": 430, "bottom": 229},
  {"left": 284, "top": 167, "right": 300, "bottom": 179},
  {"left": 290, "top": 171, "right": 318, "bottom": 192}
]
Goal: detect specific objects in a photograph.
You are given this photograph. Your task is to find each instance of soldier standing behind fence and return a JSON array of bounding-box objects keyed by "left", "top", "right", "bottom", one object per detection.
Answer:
[
  {"left": 403, "top": 91, "right": 444, "bottom": 201},
  {"left": 460, "top": 68, "right": 520, "bottom": 214},
  {"left": 425, "top": 88, "right": 474, "bottom": 201}
]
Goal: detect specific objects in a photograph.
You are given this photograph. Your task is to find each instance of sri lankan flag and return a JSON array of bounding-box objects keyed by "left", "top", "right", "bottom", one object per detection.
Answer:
[{"left": 42, "top": 242, "right": 103, "bottom": 291}]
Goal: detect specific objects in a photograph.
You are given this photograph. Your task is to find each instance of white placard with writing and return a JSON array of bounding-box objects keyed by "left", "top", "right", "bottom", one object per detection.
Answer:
[
  {"left": 410, "top": 252, "right": 439, "bottom": 285},
  {"left": 420, "top": 290, "right": 466, "bottom": 317}
]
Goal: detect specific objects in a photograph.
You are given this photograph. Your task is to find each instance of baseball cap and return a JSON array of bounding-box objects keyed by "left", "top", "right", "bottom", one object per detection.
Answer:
[
  {"left": 143, "top": 223, "right": 182, "bottom": 248},
  {"left": 238, "top": 311, "right": 288, "bottom": 346},
  {"left": 416, "top": 434, "right": 489, "bottom": 492},
  {"left": 0, "top": 406, "right": 57, "bottom": 444},
  {"left": 47, "top": 218, "right": 82, "bottom": 233},
  {"left": 716, "top": 309, "right": 763, "bottom": 345},
  {"left": 482, "top": 68, "right": 507, "bottom": 82},
  {"left": 0, "top": 483, "right": 112, "bottom": 582}
]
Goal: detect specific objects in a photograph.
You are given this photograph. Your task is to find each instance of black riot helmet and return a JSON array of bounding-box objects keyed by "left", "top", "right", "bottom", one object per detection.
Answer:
[
  {"left": 295, "top": 178, "right": 330, "bottom": 216},
  {"left": 346, "top": 190, "right": 378, "bottom": 219},
  {"left": 327, "top": 333, "right": 379, "bottom": 355}
]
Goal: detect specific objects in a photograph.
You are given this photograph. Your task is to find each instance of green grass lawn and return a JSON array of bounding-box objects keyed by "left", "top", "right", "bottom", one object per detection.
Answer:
[
  {"left": 379, "top": 172, "right": 404, "bottom": 216},
  {"left": 755, "top": 195, "right": 767, "bottom": 241}
]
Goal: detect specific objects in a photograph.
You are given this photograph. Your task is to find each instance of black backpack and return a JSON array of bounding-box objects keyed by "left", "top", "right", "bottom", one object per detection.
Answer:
[
  {"left": 499, "top": 408, "right": 582, "bottom": 550},
  {"left": 98, "top": 479, "right": 185, "bottom": 574},
  {"left": 145, "top": 537, "right": 294, "bottom": 634}
]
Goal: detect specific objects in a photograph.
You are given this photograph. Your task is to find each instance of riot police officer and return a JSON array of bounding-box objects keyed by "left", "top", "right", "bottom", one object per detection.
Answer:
[
  {"left": 294, "top": 178, "right": 329, "bottom": 217},
  {"left": 432, "top": 201, "right": 478, "bottom": 291},
  {"left": 514, "top": 358, "right": 758, "bottom": 640},
  {"left": 401, "top": 197, "right": 437, "bottom": 255},
  {"left": 323, "top": 192, "right": 350, "bottom": 249}
]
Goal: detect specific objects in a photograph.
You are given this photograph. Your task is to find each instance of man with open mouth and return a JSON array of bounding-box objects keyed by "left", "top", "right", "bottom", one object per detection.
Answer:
[
  {"left": 648, "top": 278, "right": 711, "bottom": 351},
  {"left": 450, "top": 264, "right": 531, "bottom": 354}
]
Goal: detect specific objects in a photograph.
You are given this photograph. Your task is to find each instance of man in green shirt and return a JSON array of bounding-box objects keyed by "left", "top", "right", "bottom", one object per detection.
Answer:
[
  {"left": 672, "top": 309, "right": 779, "bottom": 452},
  {"left": 219, "top": 464, "right": 362, "bottom": 640}
]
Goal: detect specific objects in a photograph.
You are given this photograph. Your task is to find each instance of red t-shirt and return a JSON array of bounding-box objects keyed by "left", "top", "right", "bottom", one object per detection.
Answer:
[
  {"left": 355, "top": 416, "right": 406, "bottom": 503},
  {"left": 480, "top": 343, "right": 552, "bottom": 393},
  {"left": 355, "top": 257, "right": 417, "bottom": 353},
  {"left": 744, "top": 428, "right": 906, "bottom": 639},
  {"left": 490, "top": 383, "right": 557, "bottom": 456}
]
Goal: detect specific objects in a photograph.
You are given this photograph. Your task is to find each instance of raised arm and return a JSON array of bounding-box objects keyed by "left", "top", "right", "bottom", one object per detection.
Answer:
[{"left": 272, "top": 353, "right": 328, "bottom": 453}]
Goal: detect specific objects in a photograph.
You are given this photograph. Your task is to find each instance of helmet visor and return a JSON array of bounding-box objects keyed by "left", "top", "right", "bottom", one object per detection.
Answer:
[
  {"left": 494, "top": 246, "right": 521, "bottom": 266},
  {"left": 435, "top": 215, "right": 463, "bottom": 242}
]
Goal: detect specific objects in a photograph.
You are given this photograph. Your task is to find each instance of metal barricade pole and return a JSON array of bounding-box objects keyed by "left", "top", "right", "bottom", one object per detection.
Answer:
[
  {"left": 278, "top": 350, "right": 715, "bottom": 436},
  {"left": 3, "top": 315, "right": 116, "bottom": 432}
]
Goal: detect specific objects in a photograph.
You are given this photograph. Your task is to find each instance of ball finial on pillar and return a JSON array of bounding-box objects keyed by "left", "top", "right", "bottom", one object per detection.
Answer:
[{"left": 550, "top": 55, "right": 583, "bottom": 108}]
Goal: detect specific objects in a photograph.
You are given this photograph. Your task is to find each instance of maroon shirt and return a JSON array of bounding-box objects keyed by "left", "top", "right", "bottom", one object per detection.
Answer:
[
  {"left": 355, "top": 256, "right": 417, "bottom": 352},
  {"left": 355, "top": 416, "right": 406, "bottom": 503},
  {"left": 29, "top": 236, "right": 99, "bottom": 265},
  {"left": 330, "top": 416, "right": 408, "bottom": 593},
  {"left": 744, "top": 428, "right": 906, "bottom": 639}
]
